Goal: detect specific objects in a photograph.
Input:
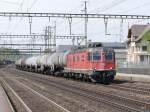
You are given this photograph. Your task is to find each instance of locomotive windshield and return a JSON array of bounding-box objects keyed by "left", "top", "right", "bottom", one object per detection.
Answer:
[
  {"left": 88, "top": 51, "right": 101, "bottom": 61},
  {"left": 105, "top": 52, "right": 113, "bottom": 61},
  {"left": 93, "top": 52, "right": 101, "bottom": 60}
]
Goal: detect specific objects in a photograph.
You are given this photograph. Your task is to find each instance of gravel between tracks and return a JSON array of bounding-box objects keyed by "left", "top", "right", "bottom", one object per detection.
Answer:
[
  {"left": 0, "top": 67, "right": 118, "bottom": 112},
  {"left": 1, "top": 66, "right": 150, "bottom": 112},
  {"left": 0, "top": 70, "right": 70, "bottom": 112},
  {"left": 13, "top": 67, "right": 150, "bottom": 103}
]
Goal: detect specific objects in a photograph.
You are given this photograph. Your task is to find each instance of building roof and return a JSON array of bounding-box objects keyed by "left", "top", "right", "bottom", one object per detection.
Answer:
[
  {"left": 130, "top": 25, "right": 148, "bottom": 39},
  {"left": 135, "top": 25, "right": 150, "bottom": 42}
]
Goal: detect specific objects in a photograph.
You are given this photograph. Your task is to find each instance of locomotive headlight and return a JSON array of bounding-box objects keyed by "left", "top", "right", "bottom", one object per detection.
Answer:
[{"left": 93, "top": 67, "right": 96, "bottom": 70}]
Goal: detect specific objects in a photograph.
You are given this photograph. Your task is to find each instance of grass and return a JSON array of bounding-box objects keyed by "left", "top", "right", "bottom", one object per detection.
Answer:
[{"left": 143, "top": 30, "right": 150, "bottom": 41}]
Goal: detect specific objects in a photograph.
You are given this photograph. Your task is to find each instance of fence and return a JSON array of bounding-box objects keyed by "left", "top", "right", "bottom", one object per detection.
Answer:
[{"left": 117, "top": 62, "right": 150, "bottom": 75}]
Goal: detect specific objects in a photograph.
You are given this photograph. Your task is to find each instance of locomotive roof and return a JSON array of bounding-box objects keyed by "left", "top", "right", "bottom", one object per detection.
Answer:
[{"left": 70, "top": 47, "right": 114, "bottom": 53}]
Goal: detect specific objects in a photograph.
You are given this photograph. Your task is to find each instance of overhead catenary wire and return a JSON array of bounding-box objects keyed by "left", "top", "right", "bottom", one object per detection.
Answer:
[
  {"left": 29, "top": 0, "right": 39, "bottom": 11},
  {"left": 0, "top": 0, "right": 20, "bottom": 5},
  {"left": 57, "top": 0, "right": 128, "bottom": 37},
  {"left": 116, "top": 1, "right": 150, "bottom": 14},
  {"left": 89, "top": 0, "right": 128, "bottom": 13},
  {"left": 10, "top": 0, "right": 39, "bottom": 35},
  {"left": 57, "top": 0, "right": 150, "bottom": 33},
  {"left": 57, "top": 1, "right": 89, "bottom": 35},
  {"left": 10, "top": 0, "right": 25, "bottom": 33},
  {"left": 2, "top": 0, "right": 150, "bottom": 47},
  {"left": 56, "top": 4, "right": 83, "bottom": 31}
]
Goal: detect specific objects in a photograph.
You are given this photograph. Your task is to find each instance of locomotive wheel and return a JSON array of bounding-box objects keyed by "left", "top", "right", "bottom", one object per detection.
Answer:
[
  {"left": 109, "top": 76, "right": 114, "bottom": 83},
  {"left": 103, "top": 76, "right": 110, "bottom": 85}
]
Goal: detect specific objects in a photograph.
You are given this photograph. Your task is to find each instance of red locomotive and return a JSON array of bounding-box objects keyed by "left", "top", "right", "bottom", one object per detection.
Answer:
[{"left": 64, "top": 43, "right": 116, "bottom": 84}]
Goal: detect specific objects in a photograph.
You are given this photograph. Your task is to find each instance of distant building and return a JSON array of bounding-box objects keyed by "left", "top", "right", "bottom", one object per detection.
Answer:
[
  {"left": 56, "top": 45, "right": 73, "bottom": 52},
  {"left": 0, "top": 48, "right": 20, "bottom": 61},
  {"left": 127, "top": 24, "right": 150, "bottom": 64}
]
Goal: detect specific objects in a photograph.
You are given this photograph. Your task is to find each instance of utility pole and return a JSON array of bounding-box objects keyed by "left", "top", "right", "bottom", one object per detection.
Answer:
[
  {"left": 29, "top": 17, "right": 32, "bottom": 35},
  {"left": 54, "top": 21, "right": 56, "bottom": 52},
  {"left": 120, "top": 19, "right": 123, "bottom": 42},
  {"left": 104, "top": 18, "right": 108, "bottom": 37},
  {"left": 49, "top": 26, "right": 52, "bottom": 51},
  {"left": 68, "top": 17, "right": 72, "bottom": 35},
  {"left": 47, "top": 26, "right": 49, "bottom": 51},
  {"left": 84, "top": 1, "right": 88, "bottom": 46},
  {"left": 44, "top": 27, "right": 47, "bottom": 51}
]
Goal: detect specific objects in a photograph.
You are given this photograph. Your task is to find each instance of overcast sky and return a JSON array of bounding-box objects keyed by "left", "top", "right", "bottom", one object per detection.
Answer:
[{"left": 0, "top": 0, "right": 150, "bottom": 47}]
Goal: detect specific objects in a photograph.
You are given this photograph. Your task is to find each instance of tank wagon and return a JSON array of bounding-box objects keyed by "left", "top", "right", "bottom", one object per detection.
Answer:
[
  {"left": 16, "top": 44, "right": 116, "bottom": 84},
  {"left": 25, "top": 56, "right": 38, "bottom": 72}
]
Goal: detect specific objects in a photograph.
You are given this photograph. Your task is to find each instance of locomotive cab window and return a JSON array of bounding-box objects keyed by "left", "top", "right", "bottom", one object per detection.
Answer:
[
  {"left": 93, "top": 52, "right": 101, "bottom": 61},
  {"left": 105, "top": 52, "right": 113, "bottom": 61},
  {"left": 88, "top": 52, "right": 101, "bottom": 61}
]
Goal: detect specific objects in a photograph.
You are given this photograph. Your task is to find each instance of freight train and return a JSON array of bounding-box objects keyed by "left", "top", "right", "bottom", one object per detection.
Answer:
[{"left": 15, "top": 44, "right": 116, "bottom": 84}]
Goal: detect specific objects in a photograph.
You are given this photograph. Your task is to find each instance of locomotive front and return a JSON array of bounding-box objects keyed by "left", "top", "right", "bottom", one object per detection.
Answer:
[{"left": 88, "top": 47, "right": 116, "bottom": 83}]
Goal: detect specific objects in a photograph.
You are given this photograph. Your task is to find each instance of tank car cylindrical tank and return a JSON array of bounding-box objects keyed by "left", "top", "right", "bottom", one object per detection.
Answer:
[
  {"left": 36, "top": 54, "right": 51, "bottom": 72},
  {"left": 16, "top": 51, "right": 69, "bottom": 73},
  {"left": 15, "top": 59, "right": 22, "bottom": 66},
  {"left": 58, "top": 52, "right": 69, "bottom": 66},
  {"left": 15, "top": 59, "right": 22, "bottom": 69},
  {"left": 21, "top": 58, "right": 27, "bottom": 66},
  {"left": 47, "top": 53, "right": 60, "bottom": 66},
  {"left": 36, "top": 55, "right": 42, "bottom": 66},
  {"left": 46, "top": 52, "right": 68, "bottom": 66},
  {"left": 45, "top": 52, "right": 69, "bottom": 72},
  {"left": 40, "top": 54, "right": 48, "bottom": 66},
  {"left": 25, "top": 56, "right": 38, "bottom": 66}
]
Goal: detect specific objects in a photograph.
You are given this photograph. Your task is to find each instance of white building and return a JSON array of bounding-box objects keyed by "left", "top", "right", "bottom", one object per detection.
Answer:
[{"left": 127, "top": 24, "right": 150, "bottom": 64}]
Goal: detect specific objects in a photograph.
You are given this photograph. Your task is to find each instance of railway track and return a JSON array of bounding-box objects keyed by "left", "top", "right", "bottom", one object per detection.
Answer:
[
  {"left": 106, "top": 84, "right": 150, "bottom": 95},
  {"left": 12, "top": 79, "right": 70, "bottom": 112},
  {"left": 13, "top": 67, "right": 150, "bottom": 95},
  {"left": 0, "top": 78, "right": 32, "bottom": 112},
  {"left": 0, "top": 70, "right": 70, "bottom": 112},
  {"left": 10, "top": 68, "right": 150, "bottom": 112},
  {"left": 2, "top": 68, "right": 119, "bottom": 112}
]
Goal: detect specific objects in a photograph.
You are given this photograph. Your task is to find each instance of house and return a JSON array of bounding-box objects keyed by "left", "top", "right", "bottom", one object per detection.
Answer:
[{"left": 127, "top": 24, "right": 150, "bottom": 64}]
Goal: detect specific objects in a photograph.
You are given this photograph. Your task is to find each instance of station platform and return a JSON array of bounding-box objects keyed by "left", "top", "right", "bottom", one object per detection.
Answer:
[
  {"left": 116, "top": 73, "right": 150, "bottom": 83},
  {"left": 0, "top": 85, "right": 14, "bottom": 112}
]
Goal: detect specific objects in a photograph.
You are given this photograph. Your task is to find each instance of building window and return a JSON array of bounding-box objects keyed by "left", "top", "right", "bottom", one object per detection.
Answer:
[
  {"left": 134, "top": 36, "right": 138, "bottom": 39},
  {"left": 142, "top": 46, "right": 147, "bottom": 51},
  {"left": 140, "top": 55, "right": 144, "bottom": 62}
]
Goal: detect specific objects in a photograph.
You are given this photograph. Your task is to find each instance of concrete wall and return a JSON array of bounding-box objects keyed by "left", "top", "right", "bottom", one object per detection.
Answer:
[
  {"left": 118, "top": 68, "right": 150, "bottom": 75},
  {"left": 116, "top": 73, "right": 150, "bottom": 83}
]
